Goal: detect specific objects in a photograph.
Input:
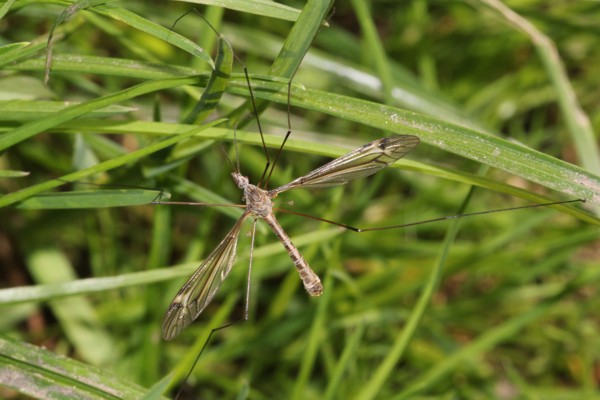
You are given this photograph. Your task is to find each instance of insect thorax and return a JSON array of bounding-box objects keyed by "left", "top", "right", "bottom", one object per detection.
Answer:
[
  {"left": 232, "top": 172, "right": 273, "bottom": 218},
  {"left": 244, "top": 184, "right": 273, "bottom": 217}
]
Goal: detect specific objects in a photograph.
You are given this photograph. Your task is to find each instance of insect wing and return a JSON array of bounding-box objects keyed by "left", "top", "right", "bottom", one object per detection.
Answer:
[
  {"left": 271, "top": 135, "right": 419, "bottom": 195},
  {"left": 162, "top": 213, "right": 249, "bottom": 340}
]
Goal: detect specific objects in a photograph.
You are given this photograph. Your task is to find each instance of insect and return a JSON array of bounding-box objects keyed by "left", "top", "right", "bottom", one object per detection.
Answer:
[{"left": 161, "top": 134, "right": 420, "bottom": 340}]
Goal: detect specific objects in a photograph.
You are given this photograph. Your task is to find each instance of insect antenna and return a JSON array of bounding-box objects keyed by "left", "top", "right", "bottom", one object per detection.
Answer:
[
  {"left": 263, "top": 76, "right": 297, "bottom": 188},
  {"left": 241, "top": 63, "right": 271, "bottom": 185},
  {"left": 219, "top": 135, "right": 238, "bottom": 173}
]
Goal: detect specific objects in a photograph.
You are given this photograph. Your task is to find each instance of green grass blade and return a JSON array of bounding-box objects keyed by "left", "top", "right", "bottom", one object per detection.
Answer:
[
  {"left": 0, "top": 119, "right": 224, "bottom": 209},
  {"left": 26, "top": 247, "right": 116, "bottom": 365},
  {"left": 323, "top": 323, "right": 366, "bottom": 400},
  {"left": 0, "top": 228, "right": 342, "bottom": 305},
  {"left": 269, "top": 0, "right": 333, "bottom": 79},
  {"left": 0, "top": 336, "right": 167, "bottom": 399},
  {"left": 92, "top": 3, "right": 214, "bottom": 66},
  {"left": 0, "top": 100, "right": 134, "bottom": 121},
  {"left": 0, "top": 0, "right": 16, "bottom": 19},
  {"left": 229, "top": 81, "right": 600, "bottom": 205},
  {"left": 0, "top": 169, "right": 30, "bottom": 178},
  {"left": 0, "top": 76, "right": 203, "bottom": 152},
  {"left": 477, "top": 0, "right": 600, "bottom": 178},
  {"left": 355, "top": 186, "right": 471, "bottom": 400},
  {"left": 184, "top": 32, "right": 233, "bottom": 124},
  {"left": 10, "top": 55, "right": 202, "bottom": 80},
  {"left": 394, "top": 278, "right": 589, "bottom": 399},
  {"left": 350, "top": 0, "right": 393, "bottom": 104},
  {"left": 232, "top": 0, "right": 333, "bottom": 127},
  {"left": 16, "top": 189, "right": 165, "bottom": 209},
  {"left": 291, "top": 271, "right": 332, "bottom": 400},
  {"left": 176, "top": 0, "right": 303, "bottom": 22}
]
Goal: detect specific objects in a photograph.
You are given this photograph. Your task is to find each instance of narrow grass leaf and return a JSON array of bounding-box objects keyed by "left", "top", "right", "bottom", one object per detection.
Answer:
[
  {"left": 476, "top": 0, "right": 600, "bottom": 178},
  {"left": 394, "top": 279, "right": 588, "bottom": 399},
  {"left": 229, "top": 81, "right": 600, "bottom": 205},
  {"left": 291, "top": 271, "right": 332, "bottom": 400},
  {"left": 355, "top": 186, "right": 470, "bottom": 400},
  {"left": 184, "top": 32, "right": 233, "bottom": 124},
  {"left": 233, "top": 0, "right": 334, "bottom": 127},
  {"left": 0, "top": 228, "right": 342, "bottom": 305},
  {"left": 0, "top": 336, "right": 167, "bottom": 400},
  {"left": 92, "top": 4, "right": 214, "bottom": 66},
  {"left": 0, "top": 117, "right": 224, "bottom": 208},
  {"left": 26, "top": 247, "right": 115, "bottom": 365},
  {"left": 0, "top": 100, "right": 134, "bottom": 121},
  {"left": 323, "top": 323, "right": 366, "bottom": 400},
  {"left": 11, "top": 55, "right": 201, "bottom": 80},
  {"left": 350, "top": 0, "right": 393, "bottom": 104},
  {"left": 0, "top": 170, "right": 30, "bottom": 178},
  {"left": 16, "top": 189, "right": 165, "bottom": 209},
  {"left": 177, "top": 0, "right": 303, "bottom": 22},
  {"left": 0, "top": 0, "right": 17, "bottom": 19},
  {"left": 0, "top": 42, "right": 29, "bottom": 58},
  {"left": 0, "top": 76, "right": 203, "bottom": 152}
]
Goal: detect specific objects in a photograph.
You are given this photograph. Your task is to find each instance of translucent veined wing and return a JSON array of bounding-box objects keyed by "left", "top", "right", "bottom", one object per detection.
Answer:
[
  {"left": 162, "top": 212, "right": 250, "bottom": 340},
  {"left": 270, "top": 135, "right": 419, "bottom": 195}
]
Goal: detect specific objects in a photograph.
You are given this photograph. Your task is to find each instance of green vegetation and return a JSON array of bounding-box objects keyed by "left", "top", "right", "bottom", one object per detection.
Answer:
[{"left": 1, "top": 0, "right": 600, "bottom": 399}]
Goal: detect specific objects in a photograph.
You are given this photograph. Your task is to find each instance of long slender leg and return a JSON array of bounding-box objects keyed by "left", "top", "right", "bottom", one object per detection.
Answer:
[{"left": 244, "top": 219, "right": 258, "bottom": 320}]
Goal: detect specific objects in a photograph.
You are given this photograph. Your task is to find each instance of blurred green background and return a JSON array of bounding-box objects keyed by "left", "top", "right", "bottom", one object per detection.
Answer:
[{"left": 1, "top": 0, "right": 600, "bottom": 399}]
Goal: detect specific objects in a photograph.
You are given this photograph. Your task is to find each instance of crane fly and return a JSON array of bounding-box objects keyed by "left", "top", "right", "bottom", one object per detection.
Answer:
[{"left": 161, "top": 134, "right": 420, "bottom": 340}]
